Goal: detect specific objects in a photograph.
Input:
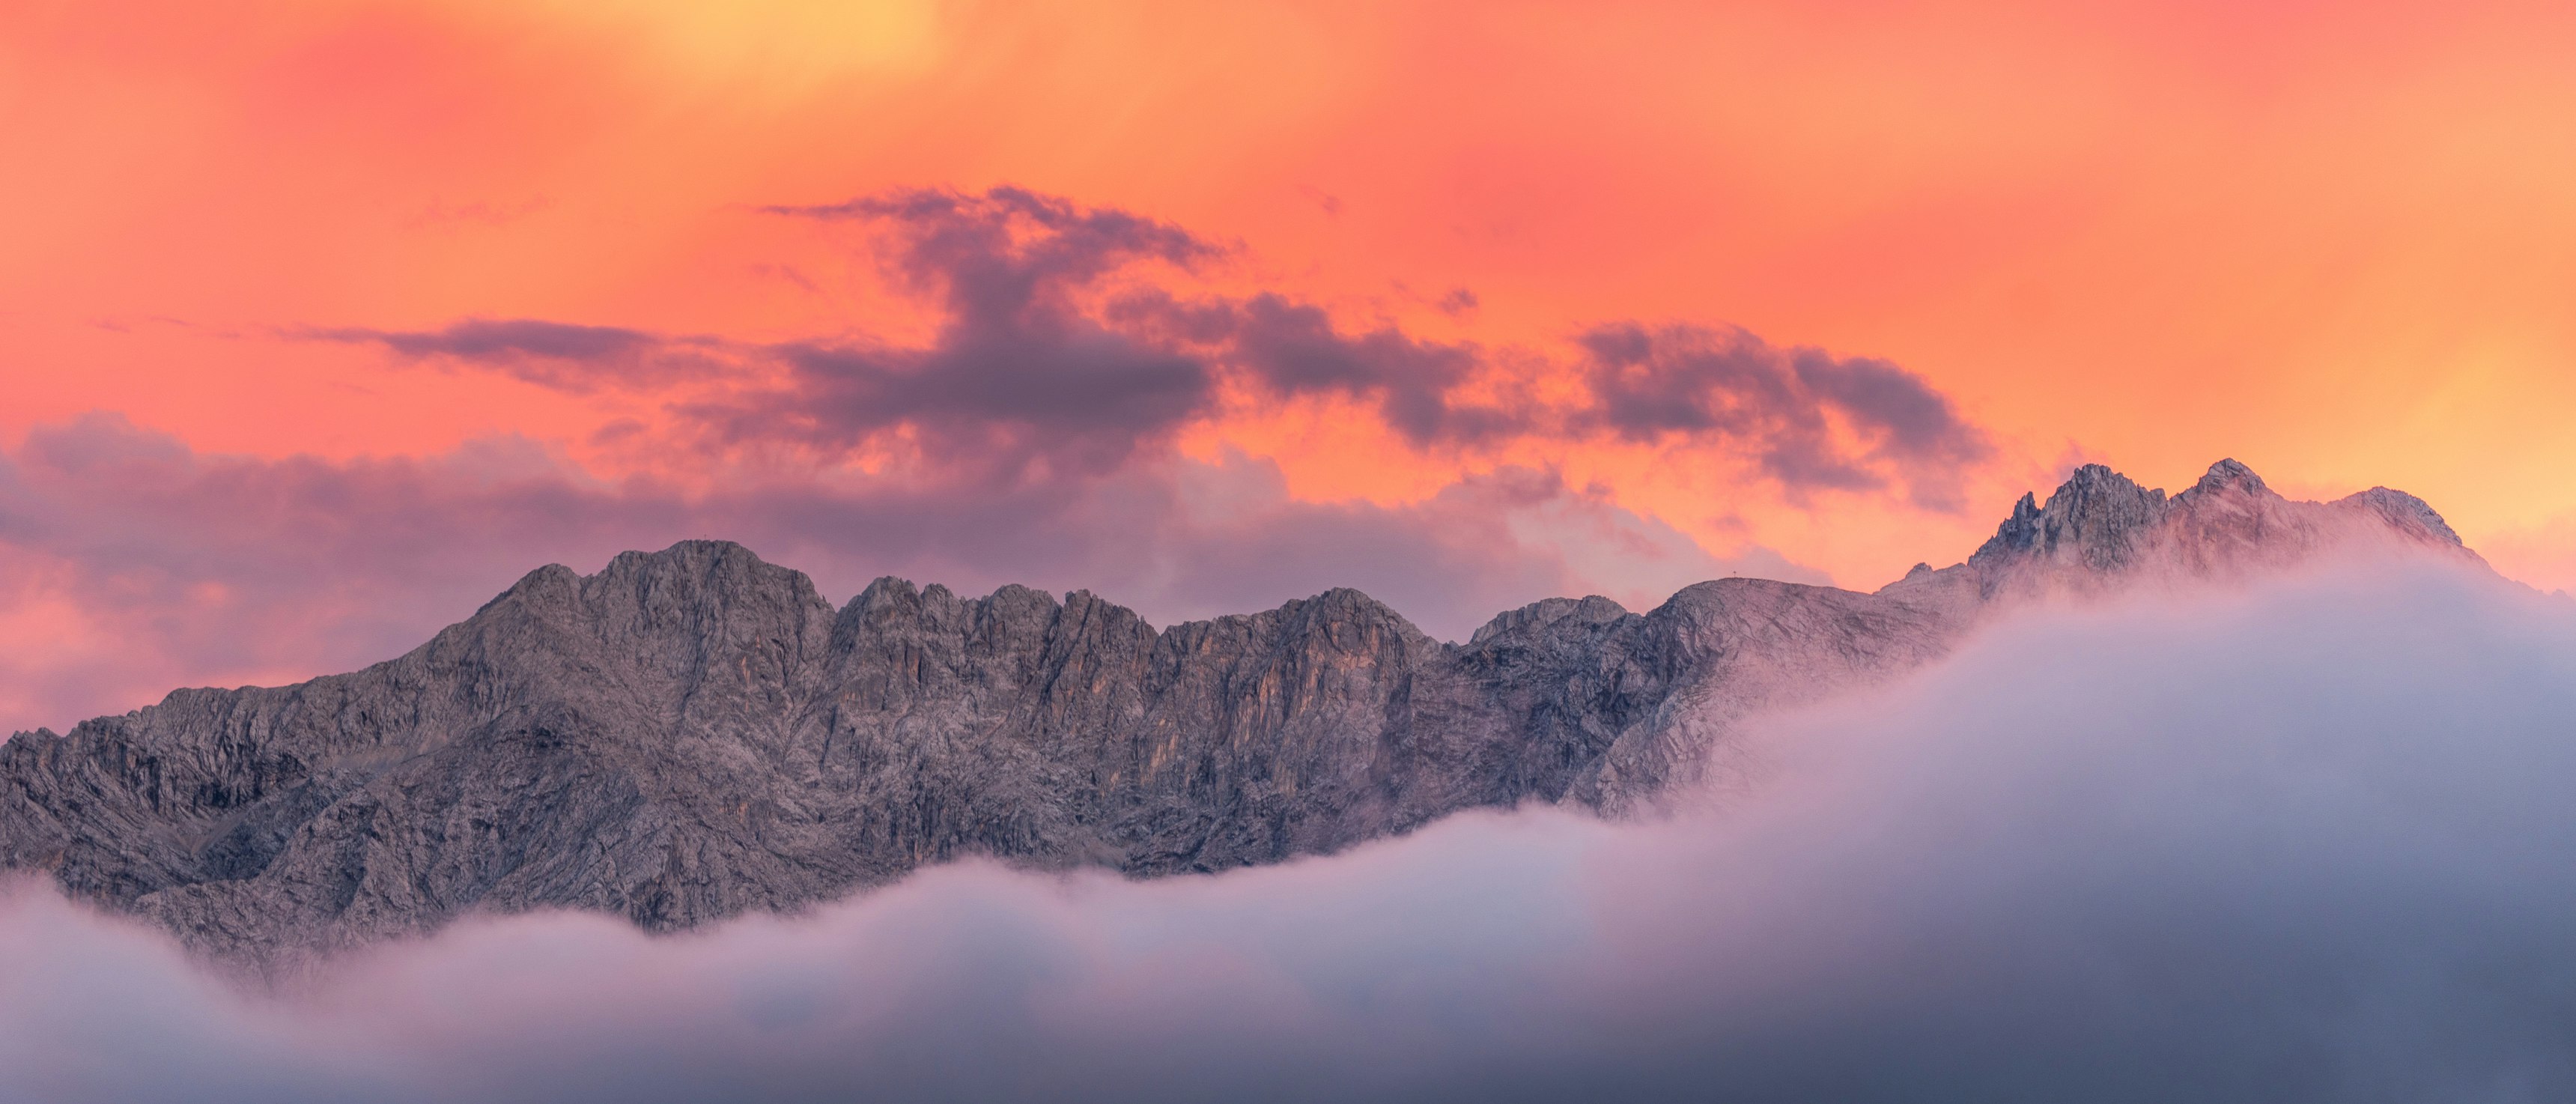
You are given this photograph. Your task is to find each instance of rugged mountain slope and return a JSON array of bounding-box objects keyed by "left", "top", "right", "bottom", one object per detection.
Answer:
[
  {"left": 1880, "top": 459, "right": 2472, "bottom": 613},
  {"left": 0, "top": 461, "right": 2472, "bottom": 964}
]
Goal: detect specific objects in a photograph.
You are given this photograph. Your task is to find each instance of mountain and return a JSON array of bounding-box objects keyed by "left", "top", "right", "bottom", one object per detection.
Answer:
[{"left": 0, "top": 461, "right": 2474, "bottom": 966}]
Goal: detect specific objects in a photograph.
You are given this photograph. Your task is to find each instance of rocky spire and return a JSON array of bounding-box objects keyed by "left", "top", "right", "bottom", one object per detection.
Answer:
[
  {"left": 2180, "top": 457, "right": 2270, "bottom": 500},
  {"left": 1969, "top": 464, "right": 2171, "bottom": 574}
]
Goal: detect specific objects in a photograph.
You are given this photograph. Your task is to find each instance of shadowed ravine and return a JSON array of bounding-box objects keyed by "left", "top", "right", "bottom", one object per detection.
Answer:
[{"left": 0, "top": 461, "right": 2478, "bottom": 965}]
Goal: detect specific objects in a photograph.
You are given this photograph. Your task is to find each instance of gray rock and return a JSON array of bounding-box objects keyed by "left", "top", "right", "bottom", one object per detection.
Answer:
[{"left": 0, "top": 460, "right": 2474, "bottom": 966}]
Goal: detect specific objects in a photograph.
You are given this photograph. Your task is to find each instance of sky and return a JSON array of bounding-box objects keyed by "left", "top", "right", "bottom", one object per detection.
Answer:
[{"left": 8, "top": 0, "right": 2576, "bottom": 730}]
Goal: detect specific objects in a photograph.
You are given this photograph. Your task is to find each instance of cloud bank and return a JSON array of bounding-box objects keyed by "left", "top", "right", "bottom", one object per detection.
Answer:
[{"left": 3, "top": 559, "right": 2572, "bottom": 1101}]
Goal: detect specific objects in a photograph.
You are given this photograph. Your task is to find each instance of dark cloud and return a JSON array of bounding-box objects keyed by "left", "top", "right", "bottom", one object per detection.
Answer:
[
  {"left": 1133, "top": 292, "right": 1514, "bottom": 449},
  {"left": 1579, "top": 323, "right": 1994, "bottom": 506},
  {"left": 707, "top": 187, "right": 1238, "bottom": 476},
  {"left": 0, "top": 415, "right": 1798, "bottom": 734},
  {"left": 765, "top": 186, "right": 1224, "bottom": 330},
  {"left": 290, "top": 187, "right": 1998, "bottom": 505},
  {"left": 4, "top": 560, "right": 2572, "bottom": 1101},
  {"left": 1791, "top": 348, "right": 1993, "bottom": 466},
  {"left": 700, "top": 333, "right": 1212, "bottom": 479},
  {"left": 647, "top": 187, "right": 1523, "bottom": 464},
  {"left": 766, "top": 190, "right": 1993, "bottom": 488}
]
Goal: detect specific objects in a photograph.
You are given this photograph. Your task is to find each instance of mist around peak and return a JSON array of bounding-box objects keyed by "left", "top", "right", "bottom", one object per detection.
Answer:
[{"left": 4, "top": 552, "right": 2572, "bottom": 1102}]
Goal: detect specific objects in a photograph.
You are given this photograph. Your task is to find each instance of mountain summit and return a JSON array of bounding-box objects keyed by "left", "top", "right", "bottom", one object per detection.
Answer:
[
  {"left": 1873, "top": 459, "right": 2473, "bottom": 610},
  {"left": 0, "top": 461, "right": 2474, "bottom": 965}
]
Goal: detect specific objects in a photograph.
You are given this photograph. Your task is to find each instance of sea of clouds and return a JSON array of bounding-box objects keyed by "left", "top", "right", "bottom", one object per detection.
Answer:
[{"left": 4, "top": 556, "right": 2573, "bottom": 1103}]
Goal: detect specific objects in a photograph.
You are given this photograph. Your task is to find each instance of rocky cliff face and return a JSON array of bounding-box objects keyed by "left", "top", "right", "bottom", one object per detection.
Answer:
[
  {"left": 0, "top": 460, "right": 2473, "bottom": 965},
  {"left": 1877, "top": 460, "right": 2477, "bottom": 614}
]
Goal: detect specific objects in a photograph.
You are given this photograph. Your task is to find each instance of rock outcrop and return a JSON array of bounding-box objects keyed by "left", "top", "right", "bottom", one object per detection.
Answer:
[
  {"left": 1877, "top": 460, "right": 2479, "bottom": 613},
  {"left": 0, "top": 460, "right": 2473, "bottom": 965}
]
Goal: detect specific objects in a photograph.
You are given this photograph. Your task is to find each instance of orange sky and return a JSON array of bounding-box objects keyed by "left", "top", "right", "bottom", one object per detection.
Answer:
[{"left": 6, "top": 0, "right": 2576, "bottom": 711}]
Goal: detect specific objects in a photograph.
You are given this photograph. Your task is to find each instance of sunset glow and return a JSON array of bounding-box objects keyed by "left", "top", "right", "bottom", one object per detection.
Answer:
[{"left": 7, "top": 0, "right": 2575, "bottom": 728}]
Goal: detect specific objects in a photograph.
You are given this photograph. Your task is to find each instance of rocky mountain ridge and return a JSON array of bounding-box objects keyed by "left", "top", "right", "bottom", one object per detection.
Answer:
[{"left": 0, "top": 460, "right": 2475, "bottom": 965}]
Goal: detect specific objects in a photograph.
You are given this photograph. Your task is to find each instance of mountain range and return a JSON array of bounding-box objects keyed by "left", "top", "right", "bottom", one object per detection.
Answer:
[{"left": 0, "top": 460, "right": 2476, "bottom": 966}]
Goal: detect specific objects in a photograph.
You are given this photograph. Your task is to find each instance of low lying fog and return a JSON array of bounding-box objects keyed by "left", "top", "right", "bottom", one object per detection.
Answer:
[{"left": 5, "top": 558, "right": 2573, "bottom": 1103}]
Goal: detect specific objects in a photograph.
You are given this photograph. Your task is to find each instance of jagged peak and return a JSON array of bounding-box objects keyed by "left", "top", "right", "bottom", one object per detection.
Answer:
[
  {"left": 1468, "top": 594, "right": 1631, "bottom": 646},
  {"left": 604, "top": 539, "right": 771, "bottom": 573},
  {"left": 2060, "top": 461, "right": 2128, "bottom": 488},
  {"left": 1285, "top": 586, "right": 1417, "bottom": 625},
  {"left": 592, "top": 540, "right": 825, "bottom": 606},
  {"left": 845, "top": 577, "right": 1432, "bottom": 637},
  {"left": 839, "top": 576, "right": 935, "bottom": 628},
  {"left": 2337, "top": 487, "right": 2465, "bottom": 547},
  {"left": 476, "top": 562, "right": 580, "bottom": 616},
  {"left": 1970, "top": 463, "right": 2168, "bottom": 570},
  {"left": 475, "top": 545, "right": 784, "bottom": 622},
  {"left": 852, "top": 574, "right": 920, "bottom": 604},
  {"left": 2051, "top": 463, "right": 2163, "bottom": 506},
  {"left": 2178, "top": 458, "right": 2273, "bottom": 501},
  {"left": 983, "top": 582, "right": 1061, "bottom": 608},
  {"left": 848, "top": 577, "right": 1078, "bottom": 616},
  {"left": 1954, "top": 456, "right": 2483, "bottom": 589}
]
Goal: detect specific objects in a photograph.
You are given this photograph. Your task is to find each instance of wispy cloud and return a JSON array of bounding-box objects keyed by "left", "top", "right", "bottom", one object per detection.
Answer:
[{"left": 294, "top": 318, "right": 723, "bottom": 392}]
